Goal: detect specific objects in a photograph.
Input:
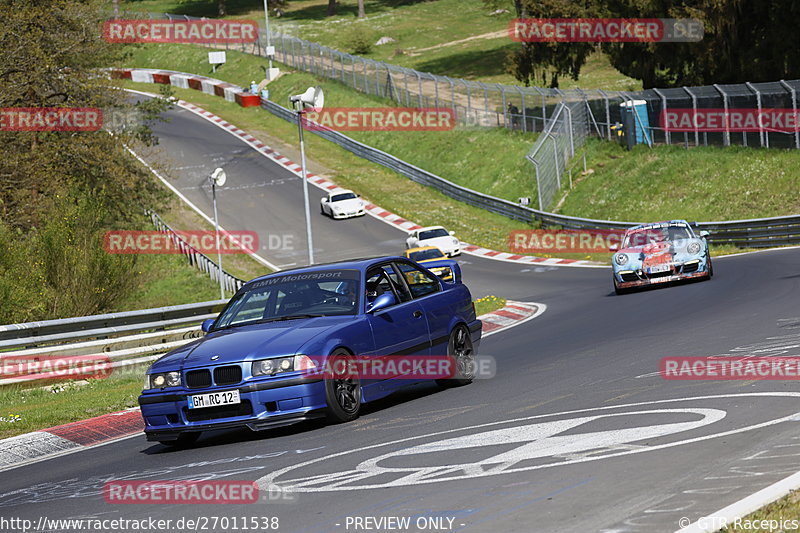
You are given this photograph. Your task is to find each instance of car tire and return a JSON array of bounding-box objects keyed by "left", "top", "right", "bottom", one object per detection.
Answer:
[
  {"left": 707, "top": 256, "right": 714, "bottom": 278},
  {"left": 320, "top": 205, "right": 326, "bottom": 216},
  {"left": 324, "top": 349, "right": 361, "bottom": 423},
  {"left": 158, "top": 432, "right": 201, "bottom": 448},
  {"left": 437, "top": 324, "right": 475, "bottom": 388}
]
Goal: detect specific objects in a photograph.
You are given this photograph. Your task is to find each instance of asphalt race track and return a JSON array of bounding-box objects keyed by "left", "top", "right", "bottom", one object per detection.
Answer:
[{"left": 2, "top": 100, "right": 800, "bottom": 533}]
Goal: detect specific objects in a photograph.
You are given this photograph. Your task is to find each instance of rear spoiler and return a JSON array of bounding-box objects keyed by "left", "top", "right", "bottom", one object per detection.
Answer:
[{"left": 423, "top": 259, "right": 462, "bottom": 284}]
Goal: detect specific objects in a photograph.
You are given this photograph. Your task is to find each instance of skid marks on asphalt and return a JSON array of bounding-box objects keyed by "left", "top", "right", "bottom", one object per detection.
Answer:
[
  {"left": 352, "top": 406, "right": 482, "bottom": 432},
  {"left": 604, "top": 433, "right": 800, "bottom": 532},
  {"left": 0, "top": 446, "right": 326, "bottom": 508}
]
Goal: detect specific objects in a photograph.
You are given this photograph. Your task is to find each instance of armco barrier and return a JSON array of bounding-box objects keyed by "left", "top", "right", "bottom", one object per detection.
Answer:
[
  {"left": 117, "top": 68, "right": 800, "bottom": 248},
  {"left": 110, "top": 68, "right": 257, "bottom": 108},
  {"left": 0, "top": 300, "right": 227, "bottom": 385},
  {"left": 261, "top": 99, "right": 800, "bottom": 248}
]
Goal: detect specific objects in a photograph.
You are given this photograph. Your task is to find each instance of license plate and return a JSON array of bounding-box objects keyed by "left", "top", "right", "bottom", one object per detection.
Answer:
[
  {"left": 648, "top": 264, "right": 671, "bottom": 274},
  {"left": 188, "top": 390, "right": 240, "bottom": 409}
]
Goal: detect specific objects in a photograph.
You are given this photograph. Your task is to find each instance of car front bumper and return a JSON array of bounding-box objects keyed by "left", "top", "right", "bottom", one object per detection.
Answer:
[
  {"left": 332, "top": 209, "right": 366, "bottom": 219},
  {"left": 614, "top": 259, "right": 710, "bottom": 289},
  {"left": 139, "top": 375, "right": 327, "bottom": 441}
]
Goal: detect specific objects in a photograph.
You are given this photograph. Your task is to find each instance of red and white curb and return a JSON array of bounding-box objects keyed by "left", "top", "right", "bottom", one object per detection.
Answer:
[
  {"left": 0, "top": 408, "right": 143, "bottom": 472},
  {"left": 0, "top": 301, "right": 543, "bottom": 470},
  {"left": 118, "top": 69, "right": 605, "bottom": 269},
  {"left": 479, "top": 300, "right": 545, "bottom": 337}
]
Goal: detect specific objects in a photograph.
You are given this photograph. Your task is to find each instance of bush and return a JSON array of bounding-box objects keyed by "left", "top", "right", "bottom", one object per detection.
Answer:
[
  {"left": 0, "top": 194, "right": 140, "bottom": 323},
  {"left": 346, "top": 29, "right": 374, "bottom": 55}
]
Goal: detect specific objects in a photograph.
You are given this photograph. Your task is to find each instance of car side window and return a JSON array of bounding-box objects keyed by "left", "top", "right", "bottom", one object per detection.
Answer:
[
  {"left": 366, "top": 265, "right": 412, "bottom": 305},
  {"left": 395, "top": 262, "right": 440, "bottom": 299},
  {"left": 382, "top": 265, "right": 412, "bottom": 303}
]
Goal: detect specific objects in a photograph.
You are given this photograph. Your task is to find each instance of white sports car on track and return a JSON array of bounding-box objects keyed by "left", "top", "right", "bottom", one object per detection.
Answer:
[
  {"left": 406, "top": 226, "right": 461, "bottom": 257},
  {"left": 320, "top": 190, "right": 366, "bottom": 219}
]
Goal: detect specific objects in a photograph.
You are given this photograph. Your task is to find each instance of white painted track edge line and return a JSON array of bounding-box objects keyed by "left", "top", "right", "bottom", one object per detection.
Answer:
[
  {"left": 0, "top": 431, "right": 142, "bottom": 474},
  {"left": 675, "top": 469, "right": 800, "bottom": 533}
]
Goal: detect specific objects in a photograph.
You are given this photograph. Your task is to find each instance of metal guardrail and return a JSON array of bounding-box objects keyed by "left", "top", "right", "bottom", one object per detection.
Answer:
[
  {"left": 118, "top": 11, "right": 800, "bottom": 149},
  {"left": 262, "top": 100, "right": 800, "bottom": 248},
  {"left": 148, "top": 211, "right": 247, "bottom": 294},
  {"left": 0, "top": 300, "right": 228, "bottom": 385},
  {"left": 0, "top": 299, "right": 226, "bottom": 349}
]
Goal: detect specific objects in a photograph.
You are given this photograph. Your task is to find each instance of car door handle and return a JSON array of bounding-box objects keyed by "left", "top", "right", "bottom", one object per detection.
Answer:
[{"left": 412, "top": 310, "right": 423, "bottom": 319}]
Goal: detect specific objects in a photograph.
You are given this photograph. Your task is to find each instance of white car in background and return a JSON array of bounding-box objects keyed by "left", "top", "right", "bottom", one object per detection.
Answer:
[
  {"left": 406, "top": 226, "right": 461, "bottom": 257},
  {"left": 320, "top": 190, "right": 365, "bottom": 219}
]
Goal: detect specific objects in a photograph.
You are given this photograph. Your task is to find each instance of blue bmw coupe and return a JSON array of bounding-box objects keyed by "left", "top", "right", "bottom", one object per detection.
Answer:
[{"left": 139, "top": 256, "right": 481, "bottom": 446}]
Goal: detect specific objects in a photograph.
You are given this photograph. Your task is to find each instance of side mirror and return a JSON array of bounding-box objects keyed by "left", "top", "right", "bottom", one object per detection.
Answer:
[
  {"left": 609, "top": 244, "right": 619, "bottom": 252},
  {"left": 367, "top": 292, "right": 395, "bottom": 314},
  {"left": 201, "top": 319, "right": 215, "bottom": 333},
  {"left": 449, "top": 231, "right": 455, "bottom": 236},
  {"left": 699, "top": 230, "right": 710, "bottom": 238}
]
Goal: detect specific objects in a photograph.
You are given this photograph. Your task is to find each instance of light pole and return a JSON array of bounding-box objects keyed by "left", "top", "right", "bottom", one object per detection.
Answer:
[
  {"left": 289, "top": 87, "right": 324, "bottom": 266},
  {"left": 263, "top": 0, "right": 273, "bottom": 72},
  {"left": 209, "top": 167, "right": 227, "bottom": 300}
]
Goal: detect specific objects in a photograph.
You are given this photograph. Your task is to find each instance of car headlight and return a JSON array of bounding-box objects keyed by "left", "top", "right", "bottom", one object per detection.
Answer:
[
  {"left": 146, "top": 371, "right": 181, "bottom": 390},
  {"left": 614, "top": 253, "right": 629, "bottom": 266},
  {"left": 252, "top": 356, "right": 296, "bottom": 377},
  {"left": 452, "top": 238, "right": 459, "bottom": 245},
  {"left": 687, "top": 242, "right": 701, "bottom": 255}
]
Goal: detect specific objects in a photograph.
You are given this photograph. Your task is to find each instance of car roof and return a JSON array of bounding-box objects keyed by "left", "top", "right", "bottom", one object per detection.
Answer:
[
  {"left": 627, "top": 219, "right": 691, "bottom": 232},
  {"left": 242, "top": 256, "right": 410, "bottom": 286},
  {"left": 416, "top": 225, "right": 446, "bottom": 232},
  {"left": 330, "top": 189, "right": 354, "bottom": 195},
  {"left": 406, "top": 246, "right": 444, "bottom": 254}
]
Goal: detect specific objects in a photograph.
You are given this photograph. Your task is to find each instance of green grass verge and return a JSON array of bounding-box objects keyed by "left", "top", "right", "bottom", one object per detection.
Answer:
[
  {"left": 474, "top": 295, "right": 506, "bottom": 317},
  {"left": 118, "top": 83, "right": 538, "bottom": 255},
  {"left": 558, "top": 139, "right": 800, "bottom": 222},
  {"left": 724, "top": 490, "right": 800, "bottom": 532},
  {"left": 118, "top": 0, "right": 639, "bottom": 89},
  {"left": 0, "top": 366, "right": 144, "bottom": 440},
  {"left": 121, "top": 43, "right": 539, "bottom": 203},
  {"left": 121, "top": 45, "right": 800, "bottom": 228}
]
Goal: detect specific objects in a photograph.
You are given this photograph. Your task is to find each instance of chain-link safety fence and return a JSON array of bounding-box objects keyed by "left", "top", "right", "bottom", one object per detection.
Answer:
[
  {"left": 526, "top": 99, "right": 591, "bottom": 210},
  {"left": 148, "top": 210, "right": 246, "bottom": 294},
  {"left": 121, "top": 12, "right": 800, "bottom": 149}
]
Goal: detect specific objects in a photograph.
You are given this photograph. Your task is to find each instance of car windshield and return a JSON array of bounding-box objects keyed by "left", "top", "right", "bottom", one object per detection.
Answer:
[
  {"left": 419, "top": 229, "right": 449, "bottom": 240},
  {"left": 332, "top": 192, "right": 357, "bottom": 202},
  {"left": 409, "top": 248, "right": 446, "bottom": 261},
  {"left": 624, "top": 225, "right": 692, "bottom": 247},
  {"left": 213, "top": 270, "right": 361, "bottom": 329}
]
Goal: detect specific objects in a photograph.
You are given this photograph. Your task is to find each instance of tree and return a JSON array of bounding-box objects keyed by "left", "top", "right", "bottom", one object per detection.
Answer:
[
  {"left": 358, "top": 0, "right": 365, "bottom": 18},
  {"left": 502, "top": 0, "right": 602, "bottom": 87},
  {"left": 497, "top": 0, "right": 800, "bottom": 89},
  {"left": 218, "top": 0, "right": 226, "bottom": 16},
  {"left": 327, "top": 0, "right": 337, "bottom": 16},
  {"left": 604, "top": 0, "right": 800, "bottom": 87},
  {"left": 0, "top": 0, "right": 170, "bottom": 320}
]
